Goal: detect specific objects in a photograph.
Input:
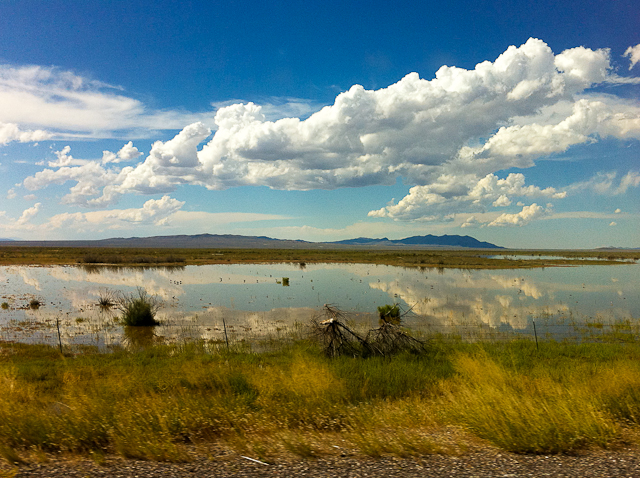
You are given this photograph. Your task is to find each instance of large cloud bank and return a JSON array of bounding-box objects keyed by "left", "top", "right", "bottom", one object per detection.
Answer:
[{"left": 19, "top": 39, "right": 640, "bottom": 225}]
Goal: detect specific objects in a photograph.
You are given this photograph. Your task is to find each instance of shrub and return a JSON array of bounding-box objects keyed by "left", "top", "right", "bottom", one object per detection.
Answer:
[
  {"left": 81, "top": 254, "right": 101, "bottom": 264},
  {"left": 118, "top": 288, "right": 161, "bottom": 326},
  {"left": 165, "top": 255, "right": 186, "bottom": 263},
  {"left": 29, "top": 299, "right": 41, "bottom": 310},
  {"left": 1, "top": 302, "right": 8, "bottom": 310},
  {"left": 377, "top": 304, "right": 400, "bottom": 325}
]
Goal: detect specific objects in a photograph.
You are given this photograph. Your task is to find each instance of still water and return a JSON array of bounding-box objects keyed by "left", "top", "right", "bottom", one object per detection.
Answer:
[{"left": 0, "top": 262, "right": 638, "bottom": 348}]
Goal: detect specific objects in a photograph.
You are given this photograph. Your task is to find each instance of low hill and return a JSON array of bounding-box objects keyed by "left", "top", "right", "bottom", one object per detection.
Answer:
[{"left": 331, "top": 234, "right": 502, "bottom": 249}]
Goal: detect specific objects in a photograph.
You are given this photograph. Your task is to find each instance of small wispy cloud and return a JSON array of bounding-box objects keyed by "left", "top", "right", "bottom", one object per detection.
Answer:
[
  {"left": 0, "top": 64, "right": 218, "bottom": 140},
  {"left": 567, "top": 171, "right": 640, "bottom": 196},
  {"left": 624, "top": 44, "right": 640, "bottom": 70}
]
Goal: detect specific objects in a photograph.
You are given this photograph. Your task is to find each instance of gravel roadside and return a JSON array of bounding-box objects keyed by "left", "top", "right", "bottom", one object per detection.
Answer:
[{"left": 6, "top": 450, "right": 640, "bottom": 478}]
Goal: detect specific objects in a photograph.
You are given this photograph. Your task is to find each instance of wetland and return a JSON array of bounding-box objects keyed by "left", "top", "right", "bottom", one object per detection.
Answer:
[
  {"left": 0, "top": 259, "right": 638, "bottom": 348},
  {"left": 1, "top": 247, "right": 640, "bottom": 468}
]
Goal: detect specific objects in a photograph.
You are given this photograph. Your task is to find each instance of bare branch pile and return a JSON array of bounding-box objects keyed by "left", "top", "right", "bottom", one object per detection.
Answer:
[{"left": 312, "top": 303, "right": 427, "bottom": 358}]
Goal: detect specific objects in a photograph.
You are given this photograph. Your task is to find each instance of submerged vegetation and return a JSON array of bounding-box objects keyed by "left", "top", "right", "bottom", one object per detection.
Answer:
[
  {"left": 117, "top": 288, "right": 161, "bottom": 326},
  {"left": 2, "top": 336, "right": 640, "bottom": 464},
  {"left": 96, "top": 289, "right": 116, "bottom": 311},
  {"left": 28, "top": 299, "right": 41, "bottom": 310}
]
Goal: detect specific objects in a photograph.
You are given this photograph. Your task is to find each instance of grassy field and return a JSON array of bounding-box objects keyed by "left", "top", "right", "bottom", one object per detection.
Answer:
[
  {"left": 0, "top": 246, "right": 637, "bottom": 268},
  {"left": 1, "top": 336, "right": 640, "bottom": 464},
  {"left": 1, "top": 247, "right": 638, "bottom": 466}
]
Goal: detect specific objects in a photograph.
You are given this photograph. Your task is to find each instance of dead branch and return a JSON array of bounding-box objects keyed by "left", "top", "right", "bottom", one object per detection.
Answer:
[{"left": 311, "top": 304, "right": 376, "bottom": 357}]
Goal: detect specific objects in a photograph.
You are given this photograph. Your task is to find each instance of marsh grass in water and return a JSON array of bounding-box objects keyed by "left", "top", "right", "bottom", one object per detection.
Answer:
[
  {"left": 28, "top": 299, "right": 40, "bottom": 310},
  {"left": 2, "top": 336, "right": 640, "bottom": 463},
  {"left": 117, "top": 288, "right": 160, "bottom": 326},
  {"left": 96, "top": 290, "right": 116, "bottom": 311}
]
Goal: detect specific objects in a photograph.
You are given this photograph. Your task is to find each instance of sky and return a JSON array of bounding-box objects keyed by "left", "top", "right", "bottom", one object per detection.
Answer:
[{"left": 0, "top": 0, "right": 638, "bottom": 249}]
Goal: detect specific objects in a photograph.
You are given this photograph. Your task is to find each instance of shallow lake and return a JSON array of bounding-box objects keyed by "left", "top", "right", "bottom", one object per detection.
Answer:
[{"left": 0, "top": 262, "right": 638, "bottom": 349}]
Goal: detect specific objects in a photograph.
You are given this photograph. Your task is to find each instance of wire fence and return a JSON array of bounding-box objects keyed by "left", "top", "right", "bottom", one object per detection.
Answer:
[{"left": 2, "top": 312, "right": 639, "bottom": 354}]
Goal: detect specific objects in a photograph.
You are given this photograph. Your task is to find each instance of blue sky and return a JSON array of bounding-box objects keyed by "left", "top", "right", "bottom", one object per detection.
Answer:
[{"left": 0, "top": 0, "right": 638, "bottom": 248}]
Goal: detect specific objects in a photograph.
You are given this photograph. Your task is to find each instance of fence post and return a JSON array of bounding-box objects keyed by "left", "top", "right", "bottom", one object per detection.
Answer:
[
  {"left": 222, "top": 317, "right": 230, "bottom": 351},
  {"left": 56, "top": 317, "right": 63, "bottom": 354}
]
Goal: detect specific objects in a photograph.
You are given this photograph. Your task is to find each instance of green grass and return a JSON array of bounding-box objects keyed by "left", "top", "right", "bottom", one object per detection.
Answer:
[
  {"left": 2, "top": 337, "right": 640, "bottom": 463},
  {"left": 0, "top": 246, "right": 637, "bottom": 268},
  {"left": 118, "top": 288, "right": 160, "bottom": 326}
]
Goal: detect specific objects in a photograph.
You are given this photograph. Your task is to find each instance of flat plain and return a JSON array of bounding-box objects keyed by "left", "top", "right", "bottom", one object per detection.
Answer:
[{"left": 0, "top": 246, "right": 638, "bottom": 267}]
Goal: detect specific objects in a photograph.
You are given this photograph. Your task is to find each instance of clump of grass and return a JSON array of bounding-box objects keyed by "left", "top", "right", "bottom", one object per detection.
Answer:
[
  {"left": 377, "top": 304, "right": 401, "bottom": 325},
  {"left": 440, "top": 353, "right": 619, "bottom": 453},
  {"left": 117, "top": 288, "right": 160, "bottom": 326},
  {"left": 96, "top": 290, "right": 116, "bottom": 311},
  {"left": 0, "top": 302, "right": 8, "bottom": 310},
  {"left": 368, "top": 304, "right": 427, "bottom": 356},
  {"left": 29, "top": 299, "right": 41, "bottom": 310}
]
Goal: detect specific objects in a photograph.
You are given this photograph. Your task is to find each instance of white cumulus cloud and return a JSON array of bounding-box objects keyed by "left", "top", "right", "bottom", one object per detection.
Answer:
[
  {"left": 461, "top": 216, "right": 482, "bottom": 228},
  {"left": 13, "top": 38, "right": 640, "bottom": 226},
  {"left": 488, "top": 203, "right": 551, "bottom": 227},
  {"left": 16, "top": 203, "right": 41, "bottom": 225},
  {"left": 102, "top": 141, "right": 143, "bottom": 164},
  {"left": 368, "top": 172, "right": 564, "bottom": 221},
  {"left": 48, "top": 145, "right": 91, "bottom": 167},
  {"left": 0, "top": 122, "right": 51, "bottom": 145},
  {"left": 46, "top": 196, "right": 184, "bottom": 230}
]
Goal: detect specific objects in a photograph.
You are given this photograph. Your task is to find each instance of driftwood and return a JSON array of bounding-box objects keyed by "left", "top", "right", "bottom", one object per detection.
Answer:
[
  {"left": 312, "top": 303, "right": 427, "bottom": 357},
  {"left": 312, "top": 304, "right": 374, "bottom": 357},
  {"left": 366, "top": 322, "right": 427, "bottom": 356}
]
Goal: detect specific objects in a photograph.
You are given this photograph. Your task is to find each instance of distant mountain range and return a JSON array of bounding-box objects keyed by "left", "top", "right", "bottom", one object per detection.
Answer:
[
  {"left": 329, "top": 235, "right": 502, "bottom": 249},
  {"left": 0, "top": 233, "right": 502, "bottom": 249}
]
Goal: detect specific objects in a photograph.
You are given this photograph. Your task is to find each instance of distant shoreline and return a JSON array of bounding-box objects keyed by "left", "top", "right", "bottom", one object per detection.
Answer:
[{"left": 0, "top": 245, "right": 637, "bottom": 268}]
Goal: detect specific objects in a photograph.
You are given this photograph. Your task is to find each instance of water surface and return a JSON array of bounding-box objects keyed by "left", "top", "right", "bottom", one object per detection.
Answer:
[{"left": 1, "top": 262, "right": 637, "bottom": 348}]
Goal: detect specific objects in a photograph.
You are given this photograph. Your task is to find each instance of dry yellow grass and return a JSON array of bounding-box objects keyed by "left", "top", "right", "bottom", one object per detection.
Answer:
[{"left": 1, "top": 338, "right": 640, "bottom": 464}]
